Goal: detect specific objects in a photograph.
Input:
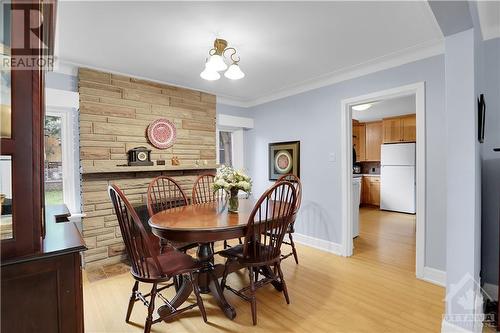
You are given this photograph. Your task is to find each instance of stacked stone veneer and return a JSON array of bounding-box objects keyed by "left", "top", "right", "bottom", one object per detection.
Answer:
[{"left": 78, "top": 68, "right": 216, "bottom": 268}]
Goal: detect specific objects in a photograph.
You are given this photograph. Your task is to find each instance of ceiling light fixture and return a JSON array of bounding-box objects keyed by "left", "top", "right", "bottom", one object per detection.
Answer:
[
  {"left": 352, "top": 103, "right": 372, "bottom": 111},
  {"left": 200, "top": 38, "right": 245, "bottom": 81}
]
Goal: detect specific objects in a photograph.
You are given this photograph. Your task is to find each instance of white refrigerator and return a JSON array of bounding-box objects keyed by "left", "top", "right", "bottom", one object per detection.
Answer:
[{"left": 380, "top": 143, "right": 416, "bottom": 214}]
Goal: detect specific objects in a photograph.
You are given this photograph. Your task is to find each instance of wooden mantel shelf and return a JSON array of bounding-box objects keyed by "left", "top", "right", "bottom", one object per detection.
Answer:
[{"left": 82, "top": 164, "right": 218, "bottom": 175}]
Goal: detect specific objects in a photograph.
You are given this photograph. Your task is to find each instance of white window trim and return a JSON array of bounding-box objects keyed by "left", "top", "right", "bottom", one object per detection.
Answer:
[
  {"left": 217, "top": 113, "right": 253, "bottom": 171},
  {"left": 216, "top": 127, "right": 245, "bottom": 170},
  {"left": 46, "top": 106, "right": 79, "bottom": 214}
]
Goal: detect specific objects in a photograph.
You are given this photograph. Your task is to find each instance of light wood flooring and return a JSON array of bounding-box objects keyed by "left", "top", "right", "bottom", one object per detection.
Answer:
[
  {"left": 353, "top": 206, "right": 416, "bottom": 273},
  {"left": 83, "top": 208, "right": 444, "bottom": 333}
]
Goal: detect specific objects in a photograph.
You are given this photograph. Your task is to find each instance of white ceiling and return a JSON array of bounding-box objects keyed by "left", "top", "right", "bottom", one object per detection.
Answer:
[
  {"left": 56, "top": 1, "right": 443, "bottom": 106},
  {"left": 352, "top": 95, "right": 415, "bottom": 122}
]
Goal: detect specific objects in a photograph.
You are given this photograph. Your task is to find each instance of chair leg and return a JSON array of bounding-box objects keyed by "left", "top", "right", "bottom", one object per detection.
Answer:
[
  {"left": 248, "top": 267, "right": 257, "bottom": 325},
  {"left": 190, "top": 273, "right": 208, "bottom": 323},
  {"left": 125, "top": 281, "right": 139, "bottom": 323},
  {"left": 223, "top": 240, "right": 228, "bottom": 249},
  {"left": 220, "top": 259, "right": 232, "bottom": 291},
  {"left": 144, "top": 283, "right": 157, "bottom": 333},
  {"left": 289, "top": 233, "right": 299, "bottom": 264},
  {"left": 276, "top": 263, "right": 290, "bottom": 304}
]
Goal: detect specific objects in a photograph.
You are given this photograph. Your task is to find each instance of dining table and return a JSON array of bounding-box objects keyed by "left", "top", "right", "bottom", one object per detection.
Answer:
[{"left": 148, "top": 197, "right": 283, "bottom": 320}]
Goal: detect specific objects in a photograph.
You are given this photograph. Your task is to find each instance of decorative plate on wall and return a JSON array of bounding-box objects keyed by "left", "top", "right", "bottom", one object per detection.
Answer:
[{"left": 147, "top": 118, "right": 177, "bottom": 149}]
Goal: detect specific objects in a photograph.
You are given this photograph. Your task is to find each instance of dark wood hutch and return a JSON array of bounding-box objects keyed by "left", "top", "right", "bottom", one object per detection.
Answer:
[{"left": 0, "top": 1, "right": 87, "bottom": 332}]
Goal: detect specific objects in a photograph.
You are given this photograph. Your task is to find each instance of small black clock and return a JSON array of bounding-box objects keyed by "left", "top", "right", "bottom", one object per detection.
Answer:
[{"left": 127, "top": 147, "right": 153, "bottom": 166}]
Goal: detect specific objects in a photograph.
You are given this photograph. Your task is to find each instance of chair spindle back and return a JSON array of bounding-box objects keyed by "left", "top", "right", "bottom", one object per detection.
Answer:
[
  {"left": 147, "top": 176, "right": 188, "bottom": 217},
  {"left": 276, "top": 173, "right": 302, "bottom": 213},
  {"left": 243, "top": 181, "right": 297, "bottom": 262},
  {"left": 192, "top": 174, "right": 226, "bottom": 204},
  {"left": 108, "top": 184, "right": 164, "bottom": 279}
]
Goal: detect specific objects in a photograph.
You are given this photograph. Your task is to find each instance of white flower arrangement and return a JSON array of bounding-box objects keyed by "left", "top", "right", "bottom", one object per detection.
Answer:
[{"left": 213, "top": 165, "right": 252, "bottom": 194}]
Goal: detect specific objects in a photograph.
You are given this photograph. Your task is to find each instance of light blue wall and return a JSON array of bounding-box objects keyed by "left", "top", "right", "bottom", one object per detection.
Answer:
[
  {"left": 220, "top": 55, "right": 447, "bottom": 271},
  {"left": 481, "top": 37, "right": 500, "bottom": 286}
]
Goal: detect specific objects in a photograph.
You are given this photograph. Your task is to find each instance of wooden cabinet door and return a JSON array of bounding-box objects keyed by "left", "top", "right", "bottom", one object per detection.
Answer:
[
  {"left": 361, "top": 177, "right": 370, "bottom": 204},
  {"left": 401, "top": 114, "right": 416, "bottom": 142},
  {"left": 383, "top": 118, "right": 402, "bottom": 143},
  {"left": 365, "top": 122, "right": 382, "bottom": 161},
  {"left": 352, "top": 124, "right": 360, "bottom": 161},
  {"left": 355, "top": 124, "right": 366, "bottom": 161},
  {"left": 369, "top": 179, "right": 380, "bottom": 206}
]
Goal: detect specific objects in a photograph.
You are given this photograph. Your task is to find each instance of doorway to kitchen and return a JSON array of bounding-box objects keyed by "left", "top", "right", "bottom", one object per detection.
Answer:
[{"left": 340, "top": 83, "right": 426, "bottom": 279}]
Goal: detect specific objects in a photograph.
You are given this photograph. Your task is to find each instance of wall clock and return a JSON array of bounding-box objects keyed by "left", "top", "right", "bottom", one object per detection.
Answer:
[
  {"left": 147, "top": 118, "right": 177, "bottom": 149},
  {"left": 127, "top": 147, "right": 153, "bottom": 166}
]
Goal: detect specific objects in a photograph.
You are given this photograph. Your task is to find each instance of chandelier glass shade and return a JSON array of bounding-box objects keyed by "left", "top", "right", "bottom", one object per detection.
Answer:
[{"left": 200, "top": 38, "right": 244, "bottom": 81}]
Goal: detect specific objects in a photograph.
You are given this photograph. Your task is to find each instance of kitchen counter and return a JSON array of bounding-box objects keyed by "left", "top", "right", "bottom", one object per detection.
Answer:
[{"left": 353, "top": 173, "right": 380, "bottom": 177}]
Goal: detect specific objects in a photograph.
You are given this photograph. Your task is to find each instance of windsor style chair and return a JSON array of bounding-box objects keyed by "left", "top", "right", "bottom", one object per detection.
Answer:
[
  {"left": 146, "top": 176, "right": 197, "bottom": 253},
  {"left": 108, "top": 184, "right": 207, "bottom": 333},
  {"left": 276, "top": 173, "right": 302, "bottom": 264},
  {"left": 218, "top": 181, "right": 297, "bottom": 325}
]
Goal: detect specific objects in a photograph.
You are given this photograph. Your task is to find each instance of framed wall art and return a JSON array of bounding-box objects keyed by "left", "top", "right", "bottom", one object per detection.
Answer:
[{"left": 268, "top": 141, "right": 300, "bottom": 181}]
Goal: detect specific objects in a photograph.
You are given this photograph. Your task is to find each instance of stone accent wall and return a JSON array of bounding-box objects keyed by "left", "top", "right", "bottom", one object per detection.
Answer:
[{"left": 78, "top": 68, "right": 217, "bottom": 268}]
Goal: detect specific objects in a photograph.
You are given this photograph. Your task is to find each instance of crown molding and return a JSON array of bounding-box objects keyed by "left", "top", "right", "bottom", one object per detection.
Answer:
[
  {"left": 237, "top": 39, "right": 444, "bottom": 108},
  {"left": 57, "top": 38, "right": 444, "bottom": 109}
]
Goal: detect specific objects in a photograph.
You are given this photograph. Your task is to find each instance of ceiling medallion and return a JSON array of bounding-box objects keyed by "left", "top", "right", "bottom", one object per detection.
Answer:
[{"left": 200, "top": 38, "right": 245, "bottom": 81}]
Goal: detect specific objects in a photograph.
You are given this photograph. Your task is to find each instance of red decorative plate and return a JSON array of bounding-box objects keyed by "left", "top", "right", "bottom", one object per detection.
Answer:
[{"left": 147, "top": 119, "right": 177, "bottom": 149}]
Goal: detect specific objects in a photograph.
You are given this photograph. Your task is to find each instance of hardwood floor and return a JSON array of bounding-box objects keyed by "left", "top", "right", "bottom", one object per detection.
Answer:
[
  {"left": 84, "top": 223, "right": 444, "bottom": 333},
  {"left": 353, "top": 206, "right": 416, "bottom": 273}
]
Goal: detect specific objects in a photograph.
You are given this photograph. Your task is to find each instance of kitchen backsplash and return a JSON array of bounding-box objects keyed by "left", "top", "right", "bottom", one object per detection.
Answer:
[{"left": 358, "top": 161, "right": 380, "bottom": 174}]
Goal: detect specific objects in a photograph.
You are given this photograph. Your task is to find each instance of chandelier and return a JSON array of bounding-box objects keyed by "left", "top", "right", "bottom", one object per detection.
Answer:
[{"left": 200, "top": 38, "right": 245, "bottom": 81}]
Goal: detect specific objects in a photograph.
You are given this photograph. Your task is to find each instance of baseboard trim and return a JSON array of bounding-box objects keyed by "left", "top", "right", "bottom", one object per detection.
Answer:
[
  {"left": 293, "top": 233, "right": 343, "bottom": 256},
  {"left": 483, "top": 283, "right": 498, "bottom": 301},
  {"left": 441, "top": 319, "right": 476, "bottom": 333},
  {"left": 422, "top": 266, "right": 446, "bottom": 287}
]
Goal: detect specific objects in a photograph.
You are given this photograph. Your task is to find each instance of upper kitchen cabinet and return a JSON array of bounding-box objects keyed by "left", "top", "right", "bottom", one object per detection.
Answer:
[
  {"left": 352, "top": 121, "right": 366, "bottom": 162},
  {"left": 382, "top": 114, "right": 416, "bottom": 143},
  {"left": 401, "top": 114, "right": 416, "bottom": 142},
  {"left": 365, "top": 121, "right": 382, "bottom": 161}
]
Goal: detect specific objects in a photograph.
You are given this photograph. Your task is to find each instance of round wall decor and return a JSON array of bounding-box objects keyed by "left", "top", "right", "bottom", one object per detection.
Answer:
[
  {"left": 147, "top": 118, "right": 177, "bottom": 149},
  {"left": 274, "top": 150, "right": 293, "bottom": 174}
]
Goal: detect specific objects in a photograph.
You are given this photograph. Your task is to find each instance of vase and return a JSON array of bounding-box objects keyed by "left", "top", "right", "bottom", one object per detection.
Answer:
[{"left": 228, "top": 189, "right": 239, "bottom": 213}]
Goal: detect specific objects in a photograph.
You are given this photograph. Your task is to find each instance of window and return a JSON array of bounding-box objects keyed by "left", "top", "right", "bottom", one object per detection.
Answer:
[
  {"left": 45, "top": 115, "right": 63, "bottom": 205},
  {"left": 44, "top": 108, "right": 79, "bottom": 213},
  {"left": 218, "top": 131, "right": 233, "bottom": 167}
]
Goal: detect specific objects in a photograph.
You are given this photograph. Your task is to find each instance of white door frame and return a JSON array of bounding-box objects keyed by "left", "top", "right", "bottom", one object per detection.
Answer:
[
  {"left": 46, "top": 106, "right": 79, "bottom": 214},
  {"left": 340, "top": 82, "right": 426, "bottom": 279}
]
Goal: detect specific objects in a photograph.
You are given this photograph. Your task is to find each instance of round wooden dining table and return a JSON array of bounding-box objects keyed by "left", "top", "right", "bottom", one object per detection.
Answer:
[{"left": 149, "top": 197, "right": 281, "bottom": 321}]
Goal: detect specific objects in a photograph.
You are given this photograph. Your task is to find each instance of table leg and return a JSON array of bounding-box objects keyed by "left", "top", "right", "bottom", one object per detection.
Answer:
[
  {"left": 259, "top": 265, "right": 283, "bottom": 291},
  {"left": 196, "top": 242, "right": 237, "bottom": 320}
]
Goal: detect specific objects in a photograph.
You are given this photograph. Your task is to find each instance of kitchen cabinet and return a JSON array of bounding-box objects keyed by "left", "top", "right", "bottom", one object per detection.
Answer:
[
  {"left": 361, "top": 176, "right": 380, "bottom": 206},
  {"left": 365, "top": 121, "right": 382, "bottom": 161},
  {"left": 352, "top": 122, "right": 366, "bottom": 162},
  {"left": 401, "top": 115, "right": 416, "bottom": 142},
  {"left": 353, "top": 121, "right": 380, "bottom": 162},
  {"left": 382, "top": 114, "right": 416, "bottom": 143}
]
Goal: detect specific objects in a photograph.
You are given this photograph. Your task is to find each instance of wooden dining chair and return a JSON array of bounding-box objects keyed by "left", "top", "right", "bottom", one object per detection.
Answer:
[
  {"left": 147, "top": 176, "right": 197, "bottom": 253},
  {"left": 108, "top": 184, "right": 207, "bottom": 333},
  {"left": 219, "top": 181, "right": 297, "bottom": 325},
  {"left": 191, "top": 173, "right": 226, "bottom": 204},
  {"left": 276, "top": 173, "right": 302, "bottom": 264},
  {"left": 192, "top": 174, "right": 240, "bottom": 250}
]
